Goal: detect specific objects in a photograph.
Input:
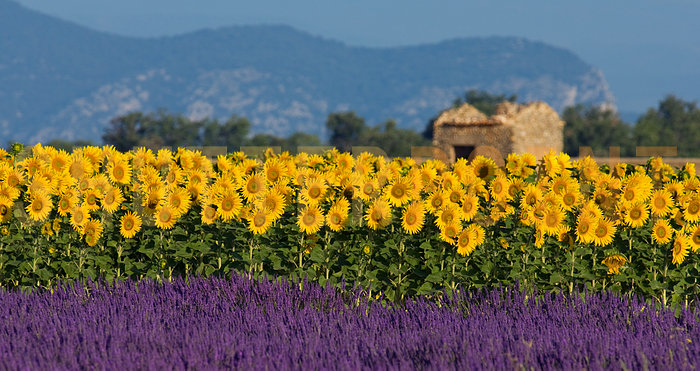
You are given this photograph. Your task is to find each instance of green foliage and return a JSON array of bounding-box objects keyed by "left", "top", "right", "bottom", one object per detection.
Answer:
[
  {"left": 326, "top": 112, "right": 430, "bottom": 157},
  {"left": 102, "top": 110, "right": 321, "bottom": 153},
  {"left": 634, "top": 95, "right": 700, "bottom": 157},
  {"left": 562, "top": 104, "right": 635, "bottom": 157}
]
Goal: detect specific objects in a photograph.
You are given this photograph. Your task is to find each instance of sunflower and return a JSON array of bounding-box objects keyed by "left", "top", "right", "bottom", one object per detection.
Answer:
[
  {"left": 49, "top": 149, "right": 70, "bottom": 174},
  {"left": 154, "top": 204, "right": 177, "bottom": 230},
  {"left": 167, "top": 187, "right": 192, "bottom": 217},
  {"left": 601, "top": 255, "right": 627, "bottom": 275},
  {"left": 200, "top": 205, "right": 218, "bottom": 225},
  {"left": 215, "top": 190, "right": 243, "bottom": 222},
  {"left": 0, "top": 197, "right": 13, "bottom": 223},
  {"left": 541, "top": 206, "right": 565, "bottom": 236},
  {"left": 592, "top": 218, "right": 616, "bottom": 247},
  {"left": 471, "top": 156, "right": 497, "bottom": 180},
  {"left": 326, "top": 201, "right": 350, "bottom": 232},
  {"left": 264, "top": 158, "right": 286, "bottom": 184},
  {"left": 455, "top": 192, "right": 477, "bottom": 221},
  {"left": 298, "top": 204, "right": 324, "bottom": 234},
  {"left": 649, "top": 189, "right": 674, "bottom": 217},
  {"left": 247, "top": 207, "right": 273, "bottom": 235},
  {"left": 258, "top": 189, "right": 286, "bottom": 221},
  {"left": 575, "top": 214, "right": 596, "bottom": 244},
  {"left": 83, "top": 218, "right": 104, "bottom": 240},
  {"left": 358, "top": 176, "right": 380, "bottom": 201},
  {"left": 672, "top": 234, "right": 690, "bottom": 265},
  {"left": 69, "top": 204, "right": 89, "bottom": 232},
  {"left": 119, "top": 211, "right": 142, "bottom": 239},
  {"left": 439, "top": 222, "right": 462, "bottom": 245},
  {"left": 108, "top": 159, "right": 132, "bottom": 185},
  {"left": 489, "top": 175, "right": 510, "bottom": 201},
  {"left": 26, "top": 191, "right": 52, "bottom": 221},
  {"left": 650, "top": 219, "right": 673, "bottom": 244},
  {"left": 83, "top": 188, "right": 101, "bottom": 211},
  {"left": 435, "top": 203, "right": 460, "bottom": 229},
  {"left": 386, "top": 176, "right": 414, "bottom": 207},
  {"left": 623, "top": 203, "right": 649, "bottom": 228},
  {"left": 682, "top": 197, "right": 700, "bottom": 223},
  {"left": 425, "top": 191, "right": 447, "bottom": 216},
  {"left": 560, "top": 190, "right": 581, "bottom": 212},
  {"left": 456, "top": 227, "right": 477, "bottom": 256},
  {"left": 142, "top": 187, "right": 164, "bottom": 215},
  {"left": 365, "top": 199, "right": 392, "bottom": 230},
  {"left": 301, "top": 177, "right": 328, "bottom": 205},
  {"left": 688, "top": 224, "right": 700, "bottom": 252},
  {"left": 519, "top": 185, "right": 541, "bottom": 210},
  {"left": 56, "top": 194, "right": 76, "bottom": 217},
  {"left": 401, "top": 201, "right": 425, "bottom": 235},
  {"left": 101, "top": 186, "right": 124, "bottom": 214}
]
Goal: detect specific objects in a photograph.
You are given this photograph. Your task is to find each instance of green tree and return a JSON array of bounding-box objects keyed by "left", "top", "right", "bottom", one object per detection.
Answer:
[
  {"left": 202, "top": 115, "right": 251, "bottom": 150},
  {"left": 326, "top": 111, "right": 367, "bottom": 153},
  {"left": 634, "top": 95, "right": 700, "bottom": 157},
  {"left": 359, "top": 120, "right": 430, "bottom": 157},
  {"left": 562, "top": 104, "right": 634, "bottom": 157}
]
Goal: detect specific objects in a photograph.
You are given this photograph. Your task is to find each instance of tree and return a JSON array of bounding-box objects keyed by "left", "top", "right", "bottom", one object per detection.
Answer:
[
  {"left": 634, "top": 95, "right": 700, "bottom": 157},
  {"left": 359, "top": 120, "right": 430, "bottom": 157},
  {"left": 326, "top": 112, "right": 367, "bottom": 153},
  {"left": 202, "top": 115, "right": 251, "bottom": 149},
  {"left": 45, "top": 139, "right": 95, "bottom": 152},
  {"left": 562, "top": 104, "right": 634, "bottom": 157}
]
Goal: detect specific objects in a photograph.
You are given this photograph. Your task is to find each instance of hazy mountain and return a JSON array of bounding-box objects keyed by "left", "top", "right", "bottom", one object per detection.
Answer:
[{"left": 0, "top": 0, "right": 615, "bottom": 145}]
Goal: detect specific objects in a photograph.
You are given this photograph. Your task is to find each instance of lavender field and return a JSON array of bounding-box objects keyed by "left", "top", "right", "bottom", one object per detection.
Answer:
[{"left": 0, "top": 276, "right": 697, "bottom": 370}]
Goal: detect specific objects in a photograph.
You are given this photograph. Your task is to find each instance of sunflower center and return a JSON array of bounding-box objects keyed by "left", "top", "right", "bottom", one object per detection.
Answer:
[
  {"left": 406, "top": 213, "right": 417, "bottom": 225},
  {"left": 254, "top": 213, "right": 267, "bottom": 227},
  {"left": 32, "top": 199, "right": 43, "bottom": 212},
  {"left": 545, "top": 213, "right": 558, "bottom": 227},
  {"left": 656, "top": 226, "right": 667, "bottom": 239},
  {"left": 432, "top": 198, "right": 443, "bottom": 209},
  {"left": 563, "top": 194, "right": 575, "bottom": 206},
  {"left": 308, "top": 187, "right": 321, "bottom": 199},
  {"left": 688, "top": 201, "right": 700, "bottom": 214},
  {"left": 654, "top": 196, "right": 666, "bottom": 209},
  {"left": 579, "top": 222, "right": 590, "bottom": 234},
  {"left": 692, "top": 232, "right": 700, "bottom": 245},
  {"left": 477, "top": 165, "right": 489, "bottom": 179},
  {"left": 391, "top": 185, "right": 405, "bottom": 199},
  {"left": 222, "top": 199, "right": 234, "bottom": 212},
  {"left": 493, "top": 182, "right": 503, "bottom": 194},
  {"left": 330, "top": 214, "right": 342, "bottom": 224},
  {"left": 624, "top": 188, "right": 636, "bottom": 201},
  {"left": 371, "top": 210, "right": 383, "bottom": 222},
  {"left": 595, "top": 225, "right": 607, "bottom": 238},
  {"left": 303, "top": 213, "right": 316, "bottom": 225},
  {"left": 159, "top": 210, "right": 172, "bottom": 223},
  {"left": 204, "top": 208, "right": 216, "bottom": 219},
  {"left": 124, "top": 219, "right": 134, "bottom": 230},
  {"left": 449, "top": 192, "right": 460, "bottom": 203},
  {"left": 59, "top": 199, "right": 70, "bottom": 209},
  {"left": 630, "top": 208, "right": 642, "bottom": 220},
  {"left": 114, "top": 167, "right": 124, "bottom": 179},
  {"left": 363, "top": 183, "right": 374, "bottom": 195}
]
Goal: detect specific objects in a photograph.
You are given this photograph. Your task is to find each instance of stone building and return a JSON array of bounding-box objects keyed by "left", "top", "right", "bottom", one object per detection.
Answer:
[{"left": 431, "top": 101, "right": 564, "bottom": 164}]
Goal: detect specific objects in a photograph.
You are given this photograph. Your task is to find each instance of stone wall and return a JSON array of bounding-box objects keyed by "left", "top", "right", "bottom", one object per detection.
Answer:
[
  {"left": 433, "top": 124, "right": 513, "bottom": 163},
  {"left": 506, "top": 102, "right": 564, "bottom": 158}
]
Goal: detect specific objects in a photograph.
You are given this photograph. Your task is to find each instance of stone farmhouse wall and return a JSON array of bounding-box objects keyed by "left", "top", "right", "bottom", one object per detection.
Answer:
[{"left": 432, "top": 101, "right": 565, "bottom": 163}]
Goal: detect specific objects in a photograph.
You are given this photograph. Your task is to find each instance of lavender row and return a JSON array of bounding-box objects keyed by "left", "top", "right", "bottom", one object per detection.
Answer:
[{"left": 0, "top": 275, "right": 697, "bottom": 370}]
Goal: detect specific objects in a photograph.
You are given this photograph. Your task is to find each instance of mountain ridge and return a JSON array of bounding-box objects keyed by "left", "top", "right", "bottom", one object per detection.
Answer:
[{"left": 0, "top": 0, "right": 615, "bottom": 145}]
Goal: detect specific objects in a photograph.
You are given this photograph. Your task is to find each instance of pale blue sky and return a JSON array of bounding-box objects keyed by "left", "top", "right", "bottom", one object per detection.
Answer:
[{"left": 13, "top": 0, "right": 700, "bottom": 115}]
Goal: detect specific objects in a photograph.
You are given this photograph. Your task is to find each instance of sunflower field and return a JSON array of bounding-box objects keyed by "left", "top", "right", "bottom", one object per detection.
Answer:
[{"left": 0, "top": 143, "right": 698, "bottom": 307}]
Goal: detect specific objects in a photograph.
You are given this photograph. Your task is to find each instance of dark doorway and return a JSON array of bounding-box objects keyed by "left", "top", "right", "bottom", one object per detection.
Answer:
[{"left": 454, "top": 145, "right": 475, "bottom": 160}]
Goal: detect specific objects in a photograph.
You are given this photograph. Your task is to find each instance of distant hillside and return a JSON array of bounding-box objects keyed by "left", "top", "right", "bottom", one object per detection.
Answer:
[{"left": 0, "top": 0, "right": 615, "bottom": 145}]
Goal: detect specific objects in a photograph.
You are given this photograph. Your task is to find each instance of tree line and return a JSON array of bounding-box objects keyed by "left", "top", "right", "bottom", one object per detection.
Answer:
[{"left": 43, "top": 91, "right": 700, "bottom": 158}]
